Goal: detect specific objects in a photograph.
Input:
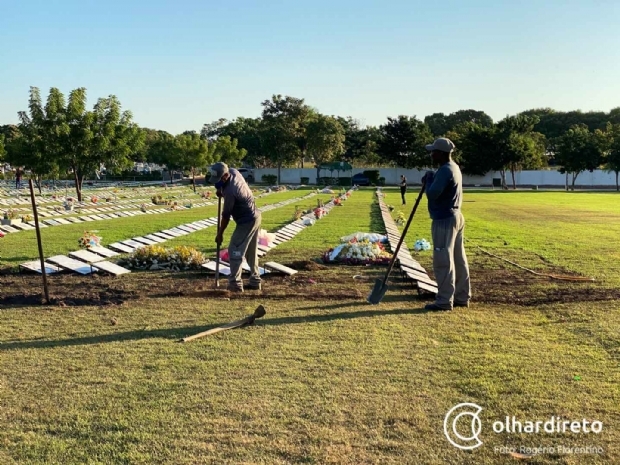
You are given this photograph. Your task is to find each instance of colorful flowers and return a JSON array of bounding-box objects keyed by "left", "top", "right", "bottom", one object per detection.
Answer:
[
  {"left": 314, "top": 207, "right": 326, "bottom": 219},
  {"left": 322, "top": 238, "right": 392, "bottom": 266},
  {"left": 414, "top": 239, "right": 431, "bottom": 252},
  {"left": 78, "top": 230, "right": 102, "bottom": 249}
]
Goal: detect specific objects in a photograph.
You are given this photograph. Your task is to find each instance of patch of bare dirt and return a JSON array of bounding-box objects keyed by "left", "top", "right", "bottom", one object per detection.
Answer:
[{"left": 471, "top": 268, "right": 620, "bottom": 306}]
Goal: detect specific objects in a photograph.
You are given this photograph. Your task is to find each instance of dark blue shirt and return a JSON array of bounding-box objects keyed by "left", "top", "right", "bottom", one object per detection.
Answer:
[
  {"left": 425, "top": 161, "right": 463, "bottom": 220},
  {"left": 221, "top": 168, "right": 258, "bottom": 224}
]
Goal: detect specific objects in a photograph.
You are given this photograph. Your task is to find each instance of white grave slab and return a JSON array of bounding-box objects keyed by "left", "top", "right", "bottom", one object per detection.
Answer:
[
  {"left": 92, "top": 261, "right": 131, "bottom": 276},
  {"left": 88, "top": 245, "right": 120, "bottom": 258},
  {"left": 47, "top": 255, "right": 94, "bottom": 275},
  {"left": 19, "top": 260, "right": 61, "bottom": 274}
]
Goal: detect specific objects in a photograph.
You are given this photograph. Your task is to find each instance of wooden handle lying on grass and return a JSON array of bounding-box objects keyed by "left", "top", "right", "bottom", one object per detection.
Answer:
[{"left": 181, "top": 305, "right": 266, "bottom": 342}]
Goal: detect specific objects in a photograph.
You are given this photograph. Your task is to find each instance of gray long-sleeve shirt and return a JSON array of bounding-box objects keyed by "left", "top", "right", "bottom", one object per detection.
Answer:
[
  {"left": 221, "top": 168, "right": 258, "bottom": 224},
  {"left": 425, "top": 161, "right": 463, "bottom": 220}
]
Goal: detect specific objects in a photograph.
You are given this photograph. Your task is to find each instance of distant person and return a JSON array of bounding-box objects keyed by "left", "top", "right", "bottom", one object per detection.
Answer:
[
  {"left": 15, "top": 168, "right": 22, "bottom": 189},
  {"left": 210, "top": 162, "right": 262, "bottom": 292},
  {"left": 421, "top": 137, "right": 471, "bottom": 311},
  {"left": 399, "top": 175, "right": 407, "bottom": 205}
]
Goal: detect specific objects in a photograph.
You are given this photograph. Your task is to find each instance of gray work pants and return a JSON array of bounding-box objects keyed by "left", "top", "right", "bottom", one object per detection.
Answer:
[
  {"left": 228, "top": 213, "right": 261, "bottom": 289},
  {"left": 431, "top": 212, "right": 471, "bottom": 307}
]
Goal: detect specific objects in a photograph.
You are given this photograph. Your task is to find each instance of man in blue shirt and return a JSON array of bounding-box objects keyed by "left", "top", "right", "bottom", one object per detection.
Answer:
[
  {"left": 421, "top": 138, "right": 471, "bottom": 311},
  {"left": 210, "top": 162, "right": 262, "bottom": 292}
]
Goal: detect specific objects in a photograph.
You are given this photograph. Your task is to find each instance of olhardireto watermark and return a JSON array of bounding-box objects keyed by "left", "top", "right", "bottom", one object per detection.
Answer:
[{"left": 443, "top": 403, "right": 605, "bottom": 455}]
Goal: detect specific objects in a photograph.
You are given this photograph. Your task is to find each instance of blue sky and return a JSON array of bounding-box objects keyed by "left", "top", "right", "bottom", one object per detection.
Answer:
[{"left": 2, "top": 0, "right": 619, "bottom": 134}]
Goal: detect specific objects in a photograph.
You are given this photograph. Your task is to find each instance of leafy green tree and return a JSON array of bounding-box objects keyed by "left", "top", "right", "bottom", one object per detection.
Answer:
[
  {"left": 7, "top": 88, "right": 59, "bottom": 193},
  {"left": 209, "top": 135, "right": 246, "bottom": 168},
  {"left": 306, "top": 114, "right": 346, "bottom": 181},
  {"left": 30, "top": 87, "right": 145, "bottom": 200},
  {"left": 496, "top": 115, "right": 548, "bottom": 189},
  {"left": 175, "top": 131, "right": 210, "bottom": 191},
  {"left": 555, "top": 124, "right": 607, "bottom": 190},
  {"left": 445, "top": 123, "right": 502, "bottom": 177},
  {"left": 604, "top": 124, "right": 620, "bottom": 190},
  {"left": 260, "top": 95, "right": 312, "bottom": 183},
  {"left": 217, "top": 117, "right": 266, "bottom": 167},
  {"left": 376, "top": 116, "right": 434, "bottom": 168},
  {"left": 425, "top": 110, "right": 493, "bottom": 137}
]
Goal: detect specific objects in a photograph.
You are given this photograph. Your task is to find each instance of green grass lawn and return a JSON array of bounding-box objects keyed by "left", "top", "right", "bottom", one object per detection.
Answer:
[{"left": 0, "top": 187, "right": 619, "bottom": 464}]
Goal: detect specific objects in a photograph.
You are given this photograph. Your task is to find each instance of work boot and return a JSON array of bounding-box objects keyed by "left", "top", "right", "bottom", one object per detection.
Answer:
[
  {"left": 424, "top": 303, "right": 452, "bottom": 311},
  {"left": 246, "top": 282, "right": 262, "bottom": 291},
  {"left": 227, "top": 283, "right": 244, "bottom": 293}
]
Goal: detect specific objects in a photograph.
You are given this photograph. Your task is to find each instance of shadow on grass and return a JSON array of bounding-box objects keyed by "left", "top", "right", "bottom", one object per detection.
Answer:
[{"left": 0, "top": 306, "right": 436, "bottom": 352}]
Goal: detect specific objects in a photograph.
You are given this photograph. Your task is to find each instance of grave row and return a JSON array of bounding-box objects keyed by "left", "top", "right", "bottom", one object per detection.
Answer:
[
  {"left": 19, "top": 192, "right": 319, "bottom": 277},
  {"left": 375, "top": 189, "right": 438, "bottom": 296},
  {"left": 203, "top": 188, "right": 357, "bottom": 277},
  {"left": 0, "top": 190, "right": 279, "bottom": 235}
]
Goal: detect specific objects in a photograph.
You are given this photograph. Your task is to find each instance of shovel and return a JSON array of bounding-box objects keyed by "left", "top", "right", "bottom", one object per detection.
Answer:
[
  {"left": 215, "top": 194, "right": 222, "bottom": 288},
  {"left": 367, "top": 181, "right": 426, "bottom": 304}
]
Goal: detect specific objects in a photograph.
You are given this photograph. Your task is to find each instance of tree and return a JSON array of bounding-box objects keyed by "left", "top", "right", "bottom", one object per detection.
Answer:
[
  {"left": 201, "top": 118, "right": 229, "bottom": 142},
  {"left": 175, "top": 131, "right": 210, "bottom": 191},
  {"left": 218, "top": 117, "right": 266, "bottom": 167},
  {"left": 260, "top": 95, "right": 312, "bottom": 182},
  {"left": 495, "top": 115, "right": 548, "bottom": 189},
  {"left": 7, "top": 88, "right": 59, "bottom": 193},
  {"left": 337, "top": 117, "right": 380, "bottom": 165},
  {"left": 425, "top": 110, "right": 493, "bottom": 137},
  {"left": 209, "top": 135, "right": 246, "bottom": 168},
  {"left": 50, "top": 88, "right": 145, "bottom": 200},
  {"left": 554, "top": 124, "right": 607, "bottom": 190},
  {"left": 445, "top": 123, "right": 502, "bottom": 177},
  {"left": 0, "top": 134, "right": 5, "bottom": 163},
  {"left": 604, "top": 124, "right": 620, "bottom": 191},
  {"left": 306, "top": 114, "right": 346, "bottom": 181},
  {"left": 376, "top": 116, "right": 434, "bottom": 168}
]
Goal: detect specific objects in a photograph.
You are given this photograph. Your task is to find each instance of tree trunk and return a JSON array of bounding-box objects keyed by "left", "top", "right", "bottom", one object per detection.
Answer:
[
  {"left": 511, "top": 168, "right": 516, "bottom": 190},
  {"left": 571, "top": 172, "right": 578, "bottom": 191},
  {"left": 616, "top": 171, "right": 619, "bottom": 192},
  {"left": 170, "top": 170, "right": 174, "bottom": 185},
  {"left": 35, "top": 175, "right": 42, "bottom": 195},
  {"left": 316, "top": 166, "right": 321, "bottom": 186},
  {"left": 192, "top": 168, "right": 196, "bottom": 193},
  {"left": 74, "top": 170, "right": 82, "bottom": 202},
  {"left": 499, "top": 169, "right": 507, "bottom": 189}
]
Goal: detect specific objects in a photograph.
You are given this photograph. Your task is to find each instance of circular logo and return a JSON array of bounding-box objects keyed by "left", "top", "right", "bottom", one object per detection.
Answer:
[{"left": 444, "top": 402, "right": 483, "bottom": 450}]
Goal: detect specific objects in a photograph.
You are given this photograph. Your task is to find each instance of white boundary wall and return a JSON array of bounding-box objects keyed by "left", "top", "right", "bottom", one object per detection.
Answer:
[{"left": 254, "top": 168, "right": 619, "bottom": 188}]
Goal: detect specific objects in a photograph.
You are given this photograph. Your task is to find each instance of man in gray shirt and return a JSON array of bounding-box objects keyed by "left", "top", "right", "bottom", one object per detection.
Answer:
[
  {"left": 421, "top": 138, "right": 471, "bottom": 310},
  {"left": 210, "top": 162, "right": 262, "bottom": 292}
]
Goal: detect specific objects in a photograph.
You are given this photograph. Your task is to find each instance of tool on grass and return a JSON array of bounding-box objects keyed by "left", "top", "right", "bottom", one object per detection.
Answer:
[
  {"left": 181, "top": 305, "right": 266, "bottom": 342},
  {"left": 367, "top": 181, "right": 426, "bottom": 304}
]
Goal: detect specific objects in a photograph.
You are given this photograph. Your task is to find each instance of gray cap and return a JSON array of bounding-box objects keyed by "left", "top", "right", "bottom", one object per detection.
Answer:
[
  {"left": 209, "top": 162, "right": 229, "bottom": 184},
  {"left": 425, "top": 137, "right": 456, "bottom": 153}
]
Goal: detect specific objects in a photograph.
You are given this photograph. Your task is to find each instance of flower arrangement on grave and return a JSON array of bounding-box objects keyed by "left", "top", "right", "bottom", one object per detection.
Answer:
[
  {"left": 91, "top": 196, "right": 98, "bottom": 204},
  {"left": 395, "top": 210, "right": 406, "bottom": 225},
  {"left": 414, "top": 238, "right": 431, "bottom": 252},
  {"left": 140, "top": 203, "right": 148, "bottom": 212},
  {"left": 3, "top": 209, "right": 19, "bottom": 220},
  {"left": 78, "top": 230, "right": 102, "bottom": 249},
  {"left": 314, "top": 207, "right": 326, "bottom": 219},
  {"left": 293, "top": 206, "right": 303, "bottom": 221},
  {"left": 120, "top": 245, "right": 206, "bottom": 271},
  {"left": 333, "top": 197, "right": 342, "bottom": 206},
  {"left": 63, "top": 199, "right": 75, "bottom": 211},
  {"left": 346, "top": 192, "right": 351, "bottom": 198},
  {"left": 152, "top": 194, "right": 164, "bottom": 205},
  {"left": 105, "top": 196, "right": 113, "bottom": 202},
  {"left": 322, "top": 238, "right": 392, "bottom": 266},
  {"left": 201, "top": 190, "right": 212, "bottom": 199},
  {"left": 22, "top": 214, "right": 33, "bottom": 222}
]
